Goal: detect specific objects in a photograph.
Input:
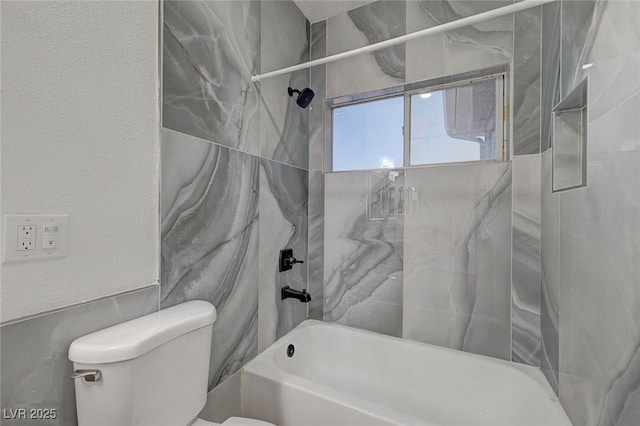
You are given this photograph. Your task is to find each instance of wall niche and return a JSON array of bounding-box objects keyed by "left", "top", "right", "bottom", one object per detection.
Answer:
[{"left": 552, "top": 78, "right": 588, "bottom": 192}]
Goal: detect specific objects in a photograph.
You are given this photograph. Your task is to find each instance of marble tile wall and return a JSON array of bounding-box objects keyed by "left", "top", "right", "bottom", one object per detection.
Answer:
[
  {"left": 403, "top": 163, "right": 512, "bottom": 360},
  {"left": 161, "top": 129, "right": 260, "bottom": 389},
  {"left": 513, "top": 6, "right": 542, "bottom": 155},
  {"left": 307, "top": 170, "right": 325, "bottom": 320},
  {"left": 560, "top": 0, "right": 640, "bottom": 123},
  {"left": 322, "top": 0, "right": 521, "bottom": 148},
  {"left": 258, "top": 0, "right": 311, "bottom": 349},
  {"left": 540, "top": 149, "right": 560, "bottom": 393},
  {"left": 511, "top": 3, "right": 543, "bottom": 368},
  {"left": 260, "top": 0, "right": 309, "bottom": 170},
  {"left": 316, "top": 0, "right": 545, "bottom": 367},
  {"left": 162, "top": 0, "right": 312, "bottom": 390},
  {"left": 163, "top": 0, "right": 261, "bottom": 155},
  {"left": 323, "top": 170, "right": 404, "bottom": 337},
  {"left": 405, "top": 0, "right": 513, "bottom": 84},
  {"left": 0, "top": 286, "right": 159, "bottom": 426},
  {"left": 163, "top": 2, "right": 640, "bottom": 422},
  {"left": 258, "top": 159, "right": 309, "bottom": 350},
  {"left": 326, "top": 0, "right": 406, "bottom": 98},
  {"left": 540, "top": 0, "right": 561, "bottom": 152},
  {"left": 512, "top": 155, "right": 542, "bottom": 365},
  {"left": 557, "top": 149, "right": 640, "bottom": 426},
  {"left": 309, "top": 20, "right": 326, "bottom": 172},
  {"left": 308, "top": 19, "right": 327, "bottom": 321},
  {"left": 543, "top": 1, "right": 640, "bottom": 424}
]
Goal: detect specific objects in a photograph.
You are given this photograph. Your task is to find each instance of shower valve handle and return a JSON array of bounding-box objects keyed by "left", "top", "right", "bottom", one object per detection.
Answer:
[
  {"left": 279, "top": 248, "right": 304, "bottom": 272},
  {"left": 284, "top": 256, "right": 303, "bottom": 266}
]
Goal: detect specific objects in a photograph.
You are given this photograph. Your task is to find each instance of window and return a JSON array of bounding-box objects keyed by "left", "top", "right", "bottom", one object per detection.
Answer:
[
  {"left": 328, "top": 74, "right": 505, "bottom": 172},
  {"left": 332, "top": 97, "right": 404, "bottom": 172}
]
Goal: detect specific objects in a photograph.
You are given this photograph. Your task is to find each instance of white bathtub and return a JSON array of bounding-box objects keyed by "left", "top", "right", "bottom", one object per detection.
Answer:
[{"left": 241, "top": 320, "right": 571, "bottom": 426}]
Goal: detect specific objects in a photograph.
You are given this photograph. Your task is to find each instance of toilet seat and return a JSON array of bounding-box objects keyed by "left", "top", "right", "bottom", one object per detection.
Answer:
[{"left": 192, "top": 416, "right": 276, "bottom": 426}]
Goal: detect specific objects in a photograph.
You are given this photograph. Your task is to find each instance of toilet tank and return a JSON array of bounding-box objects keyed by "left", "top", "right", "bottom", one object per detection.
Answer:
[{"left": 69, "top": 300, "right": 216, "bottom": 426}]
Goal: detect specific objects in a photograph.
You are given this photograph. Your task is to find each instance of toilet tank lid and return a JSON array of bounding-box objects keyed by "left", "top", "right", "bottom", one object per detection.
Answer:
[{"left": 68, "top": 301, "right": 216, "bottom": 364}]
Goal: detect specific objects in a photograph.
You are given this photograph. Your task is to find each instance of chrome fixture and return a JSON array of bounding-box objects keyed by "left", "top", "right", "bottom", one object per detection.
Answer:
[{"left": 71, "top": 369, "right": 102, "bottom": 382}]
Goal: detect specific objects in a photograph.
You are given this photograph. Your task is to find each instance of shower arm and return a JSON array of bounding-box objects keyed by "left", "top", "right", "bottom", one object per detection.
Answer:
[{"left": 251, "top": 0, "right": 555, "bottom": 83}]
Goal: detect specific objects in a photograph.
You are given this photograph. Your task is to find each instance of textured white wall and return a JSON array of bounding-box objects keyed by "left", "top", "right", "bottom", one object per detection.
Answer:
[{"left": 1, "top": 1, "right": 160, "bottom": 322}]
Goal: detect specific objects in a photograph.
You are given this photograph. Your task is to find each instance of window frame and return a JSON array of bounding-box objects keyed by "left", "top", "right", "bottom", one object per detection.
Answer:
[{"left": 324, "top": 66, "right": 509, "bottom": 173}]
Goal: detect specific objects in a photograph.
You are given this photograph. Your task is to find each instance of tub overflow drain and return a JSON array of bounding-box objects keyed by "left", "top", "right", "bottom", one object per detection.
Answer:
[{"left": 287, "top": 344, "right": 295, "bottom": 358}]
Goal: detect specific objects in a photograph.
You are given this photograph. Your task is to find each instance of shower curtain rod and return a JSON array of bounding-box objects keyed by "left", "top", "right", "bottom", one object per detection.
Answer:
[{"left": 251, "top": 0, "right": 554, "bottom": 83}]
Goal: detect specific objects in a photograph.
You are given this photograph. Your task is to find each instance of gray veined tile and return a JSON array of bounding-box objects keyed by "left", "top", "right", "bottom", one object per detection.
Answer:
[
  {"left": 513, "top": 6, "right": 541, "bottom": 155},
  {"left": 163, "top": 1, "right": 261, "bottom": 155},
  {"left": 308, "top": 170, "right": 325, "bottom": 320},
  {"left": 559, "top": 0, "right": 597, "bottom": 100},
  {"left": 512, "top": 155, "right": 542, "bottom": 366},
  {"left": 403, "top": 162, "right": 512, "bottom": 361},
  {"left": 259, "top": 69, "right": 310, "bottom": 169},
  {"left": 323, "top": 170, "right": 404, "bottom": 337},
  {"left": 161, "top": 129, "right": 259, "bottom": 389},
  {"left": 540, "top": 282, "right": 559, "bottom": 393},
  {"left": 0, "top": 286, "right": 159, "bottom": 426},
  {"left": 541, "top": 0, "right": 561, "bottom": 152},
  {"left": 589, "top": 91, "right": 640, "bottom": 155},
  {"left": 540, "top": 149, "right": 559, "bottom": 394},
  {"left": 613, "top": 360, "right": 640, "bottom": 426},
  {"left": 511, "top": 210, "right": 540, "bottom": 366},
  {"left": 260, "top": 0, "right": 310, "bottom": 169},
  {"left": 311, "top": 20, "right": 327, "bottom": 62},
  {"left": 560, "top": 0, "right": 640, "bottom": 122},
  {"left": 258, "top": 158, "right": 309, "bottom": 351},
  {"left": 552, "top": 6, "right": 640, "bottom": 418},
  {"left": 309, "top": 21, "right": 327, "bottom": 171},
  {"left": 326, "top": 0, "right": 405, "bottom": 98},
  {"left": 347, "top": 1, "right": 405, "bottom": 79},
  {"left": 557, "top": 155, "right": 640, "bottom": 425},
  {"left": 406, "top": 0, "right": 513, "bottom": 84},
  {"left": 308, "top": 64, "right": 326, "bottom": 171}
]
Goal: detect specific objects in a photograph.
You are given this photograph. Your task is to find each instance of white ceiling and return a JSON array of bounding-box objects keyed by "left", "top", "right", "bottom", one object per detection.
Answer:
[{"left": 293, "top": 0, "right": 377, "bottom": 23}]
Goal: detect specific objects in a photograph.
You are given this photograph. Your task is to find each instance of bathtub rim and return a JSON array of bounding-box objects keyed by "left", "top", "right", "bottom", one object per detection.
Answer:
[{"left": 243, "top": 320, "right": 570, "bottom": 425}]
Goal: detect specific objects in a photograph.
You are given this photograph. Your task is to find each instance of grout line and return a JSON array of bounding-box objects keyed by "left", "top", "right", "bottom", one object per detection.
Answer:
[
  {"left": 538, "top": 4, "right": 543, "bottom": 155},
  {"left": 157, "top": 0, "right": 164, "bottom": 293},
  {"left": 162, "top": 127, "right": 311, "bottom": 173},
  {"left": 0, "top": 283, "right": 160, "bottom": 327}
]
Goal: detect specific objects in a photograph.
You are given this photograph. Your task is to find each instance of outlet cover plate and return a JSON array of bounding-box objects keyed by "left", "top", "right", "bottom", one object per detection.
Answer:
[{"left": 2, "top": 215, "right": 69, "bottom": 262}]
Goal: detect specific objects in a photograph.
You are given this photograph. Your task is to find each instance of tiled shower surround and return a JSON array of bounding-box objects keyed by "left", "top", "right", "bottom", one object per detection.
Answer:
[
  {"left": 162, "top": 0, "right": 310, "bottom": 390},
  {"left": 160, "top": 0, "right": 546, "bottom": 392},
  {"left": 158, "top": 0, "right": 557, "bottom": 393},
  {"left": 312, "top": 1, "right": 640, "bottom": 425},
  {"left": 314, "top": 0, "right": 533, "bottom": 363},
  {"left": 541, "top": 1, "right": 640, "bottom": 424}
]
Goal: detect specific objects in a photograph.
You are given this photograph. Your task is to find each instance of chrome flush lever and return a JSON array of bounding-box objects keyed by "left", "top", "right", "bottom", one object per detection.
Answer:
[{"left": 71, "top": 369, "right": 102, "bottom": 382}]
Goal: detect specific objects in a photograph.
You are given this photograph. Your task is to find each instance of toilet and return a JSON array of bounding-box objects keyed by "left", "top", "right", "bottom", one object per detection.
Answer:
[{"left": 68, "top": 300, "right": 274, "bottom": 426}]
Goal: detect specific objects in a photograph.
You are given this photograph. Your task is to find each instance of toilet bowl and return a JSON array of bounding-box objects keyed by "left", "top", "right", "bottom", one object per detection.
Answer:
[{"left": 68, "top": 301, "right": 275, "bottom": 426}]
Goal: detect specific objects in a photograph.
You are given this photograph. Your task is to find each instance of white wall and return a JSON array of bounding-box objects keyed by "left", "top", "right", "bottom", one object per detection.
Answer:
[{"left": 1, "top": 1, "right": 160, "bottom": 322}]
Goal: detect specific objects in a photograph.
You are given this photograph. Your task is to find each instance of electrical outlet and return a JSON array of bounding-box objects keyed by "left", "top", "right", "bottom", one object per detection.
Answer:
[
  {"left": 3, "top": 215, "right": 69, "bottom": 262},
  {"left": 17, "top": 225, "right": 36, "bottom": 251}
]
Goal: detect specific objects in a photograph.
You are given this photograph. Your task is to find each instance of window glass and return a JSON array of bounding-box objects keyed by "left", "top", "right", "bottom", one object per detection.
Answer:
[
  {"left": 410, "top": 78, "right": 497, "bottom": 166},
  {"left": 332, "top": 96, "right": 404, "bottom": 172},
  {"left": 329, "top": 76, "right": 502, "bottom": 172}
]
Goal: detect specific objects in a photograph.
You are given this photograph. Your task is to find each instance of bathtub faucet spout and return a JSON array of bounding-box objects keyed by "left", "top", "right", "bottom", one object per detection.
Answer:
[{"left": 281, "top": 286, "right": 311, "bottom": 303}]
